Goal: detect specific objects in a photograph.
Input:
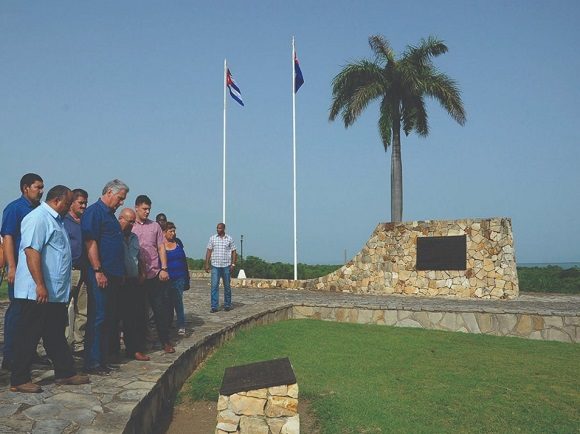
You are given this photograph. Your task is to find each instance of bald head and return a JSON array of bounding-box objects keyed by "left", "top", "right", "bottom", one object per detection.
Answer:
[{"left": 118, "top": 208, "right": 136, "bottom": 233}]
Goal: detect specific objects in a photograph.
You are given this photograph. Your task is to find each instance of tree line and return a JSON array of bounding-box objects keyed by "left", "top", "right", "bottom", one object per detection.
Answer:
[{"left": 187, "top": 256, "right": 341, "bottom": 280}]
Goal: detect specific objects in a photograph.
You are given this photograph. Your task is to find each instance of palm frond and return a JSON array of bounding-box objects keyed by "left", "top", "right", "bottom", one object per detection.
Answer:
[
  {"left": 423, "top": 72, "right": 466, "bottom": 125},
  {"left": 369, "top": 35, "right": 395, "bottom": 64},
  {"left": 378, "top": 97, "right": 393, "bottom": 150},
  {"left": 329, "top": 60, "right": 386, "bottom": 127},
  {"left": 401, "top": 93, "right": 428, "bottom": 137},
  {"left": 403, "top": 36, "right": 448, "bottom": 69}
]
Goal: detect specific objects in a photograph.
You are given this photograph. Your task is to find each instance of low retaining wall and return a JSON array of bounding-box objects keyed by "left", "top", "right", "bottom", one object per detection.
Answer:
[
  {"left": 232, "top": 218, "right": 519, "bottom": 300},
  {"left": 291, "top": 305, "right": 578, "bottom": 343}
]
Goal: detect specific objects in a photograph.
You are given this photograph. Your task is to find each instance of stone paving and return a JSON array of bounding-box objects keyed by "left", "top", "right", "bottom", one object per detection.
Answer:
[{"left": 0, "top": 281, "right": 578, "bottom": 433}]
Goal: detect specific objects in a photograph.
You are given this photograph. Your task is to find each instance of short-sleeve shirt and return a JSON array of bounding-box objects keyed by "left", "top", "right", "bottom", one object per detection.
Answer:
[
  {"left": 14, "top": 202, "right": 72, "bottom": 303},
  {"left": 1, "top": 195, "right": 36, "bottom": 264},
  {"left": 207, "top": 234, "right": 236, "bottom": 267},
  {"left": 132, "top": 219, "right": 164, "bottom": 279},
  {"left": 123, "top": 232, "right": 140, "bottom": 278},
  {"left": 64, "top": 213, "right": 83, "bottom": 269},
  {"left": 81, "top": 199, "right": 124, "bottom": 277}
]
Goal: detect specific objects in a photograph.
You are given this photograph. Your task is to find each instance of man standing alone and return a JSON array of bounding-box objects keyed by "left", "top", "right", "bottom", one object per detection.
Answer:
[
  {"left": 10, "top": 185, "right": 89, "bottom": 392},
  {"left": 204, "top": 223, "right": 237, "bottom": 313},
  {"left": 82, "top": 179, "right": 129, "bottom": 375}
]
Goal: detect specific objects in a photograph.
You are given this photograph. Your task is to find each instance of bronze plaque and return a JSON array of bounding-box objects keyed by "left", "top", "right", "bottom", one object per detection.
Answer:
[
  {"left": 219, "top": 357, "right": 296, "bottom": 396},
  {"left": 416, "top": 235, "right": 466, "bottom": 270}
]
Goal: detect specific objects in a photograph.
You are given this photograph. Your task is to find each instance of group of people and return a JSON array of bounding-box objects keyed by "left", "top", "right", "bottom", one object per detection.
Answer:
[{"left": 1, "top": 174, "right": 238, "bottom": 393}]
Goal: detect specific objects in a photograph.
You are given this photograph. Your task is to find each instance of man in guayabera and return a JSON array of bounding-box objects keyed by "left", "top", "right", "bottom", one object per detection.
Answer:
[
  {"left": 64, "top": 188, "right": 89, "bottom": 357},
  {"left": 10, "top": 185, "right": 90, "bottom": 393},
  {"left": 1, "top": 173, "right": 44, "bottom": 371},
  {"left": 204, "top": 222, "right": 237, "bottom": 313},
  {"left": 132, "top": 195, "right": 174, "bottom": 354},
  {"left": 82, "top": 179, "right": 128, "bottom": 375}
]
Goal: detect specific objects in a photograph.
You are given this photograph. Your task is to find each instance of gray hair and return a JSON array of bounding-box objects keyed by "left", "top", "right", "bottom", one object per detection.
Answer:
[{"left": 102, "top": 179, "right": 130, "bottom": 195}]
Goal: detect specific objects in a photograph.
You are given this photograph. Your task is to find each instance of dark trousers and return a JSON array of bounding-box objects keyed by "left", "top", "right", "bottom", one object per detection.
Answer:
[
  {"left": 85, "top": 271, "right": 120, "bottom": 370},
  {"left": 113, "top": 277, "right": 146, "bottom": 356},
  {"left": 2, "top": 284, "right": 21, "bottom": 365},
  {"left": 145, "top": 277, "right": 171, "bottom": 345},
  {"left": 10, "top": 299, "right": 75, "bottom": 386}
]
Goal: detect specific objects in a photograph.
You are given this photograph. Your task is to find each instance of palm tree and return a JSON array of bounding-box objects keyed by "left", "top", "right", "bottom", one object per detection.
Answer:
[{"left": 329, "top": 35, "right": 466, "bottom": 222}]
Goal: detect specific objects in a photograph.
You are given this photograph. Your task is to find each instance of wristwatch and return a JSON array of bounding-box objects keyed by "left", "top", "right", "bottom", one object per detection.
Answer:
[
  {"left": 94, "top": 267, "right": 103, "bottom": 273},
  {"left": 161, "top": 267, "right": 168, "bottom": 272}
]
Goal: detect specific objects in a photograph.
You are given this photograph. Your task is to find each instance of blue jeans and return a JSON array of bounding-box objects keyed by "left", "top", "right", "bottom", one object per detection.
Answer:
[
  {"left": 2, "top": 283, "right": 21, "bottom": 365},
  {"left": 170, "top": 277, "right": 187, "bottom": 329},
  {"left": 84, "top": 271, "right": 118, "bottom": 370},
  {"left": 210, "top": 266, "right": 231, "bottom": 310}
]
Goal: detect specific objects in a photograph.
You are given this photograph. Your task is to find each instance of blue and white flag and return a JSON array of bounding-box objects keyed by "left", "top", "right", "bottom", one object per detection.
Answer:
[
  {"left": 226, "top": 69, "right": 244, "bottom": 106},
  {"left": 294, "top": 52, "right": 304, "bottom": 93}
]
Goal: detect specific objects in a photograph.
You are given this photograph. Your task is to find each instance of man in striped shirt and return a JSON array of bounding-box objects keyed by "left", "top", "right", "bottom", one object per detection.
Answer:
[{"left": 204, "top": 223, "right": 237, "bottom": 313}]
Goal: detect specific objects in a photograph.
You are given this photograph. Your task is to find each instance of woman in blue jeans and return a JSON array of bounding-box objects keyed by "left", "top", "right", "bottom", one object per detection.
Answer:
[{"left": 163, "top": 222, "right": 190, "bottom": 336}]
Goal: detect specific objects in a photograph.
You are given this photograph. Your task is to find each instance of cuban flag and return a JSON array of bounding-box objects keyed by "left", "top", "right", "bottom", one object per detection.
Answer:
[
  {"left": 226, "top": 69, "right": 244, "bottom": 106},
  {"left": 294, "top": 52, "right": 304, "bottom": 93}
]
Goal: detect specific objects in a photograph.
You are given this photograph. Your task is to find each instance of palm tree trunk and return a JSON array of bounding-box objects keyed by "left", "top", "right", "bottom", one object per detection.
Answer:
[{"left": 390, "top": 120, "right": 403, "bottom": 222}]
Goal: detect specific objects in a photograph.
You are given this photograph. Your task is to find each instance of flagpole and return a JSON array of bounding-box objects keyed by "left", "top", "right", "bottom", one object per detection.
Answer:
[
  {"left": 292, "top": 37, "right": 298, "bottom": 281},
  {"left": 223, "top": 58, "right": 227, "bottom": 224}
]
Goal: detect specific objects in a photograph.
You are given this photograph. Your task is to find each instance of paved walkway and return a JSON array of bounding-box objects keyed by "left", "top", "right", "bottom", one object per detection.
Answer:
[{"left": 0, "top": 282, "right": 578, "bottom": 433}]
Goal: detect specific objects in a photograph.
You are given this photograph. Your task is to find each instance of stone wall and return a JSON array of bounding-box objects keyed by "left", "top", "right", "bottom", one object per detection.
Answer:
[
  {"left": 216, "top": 384, "right": 299, "bottom": 434},
  {"left": 233, "top": 218, "right": 519, "bottom": 300},
  {"left": 291, "top": 305, "right": 578, "bottom": 343}
]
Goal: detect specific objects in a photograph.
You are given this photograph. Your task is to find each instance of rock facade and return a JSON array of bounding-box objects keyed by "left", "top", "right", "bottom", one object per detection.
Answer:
[
  {"left": 291, "top": 305, "right": 578, "bottom": 343},
  {"left": 233, "top": 218, "right": 519, "bottom": 300},
  {"left": 216, "top": 384, "right": 299, "bottom": 434}
]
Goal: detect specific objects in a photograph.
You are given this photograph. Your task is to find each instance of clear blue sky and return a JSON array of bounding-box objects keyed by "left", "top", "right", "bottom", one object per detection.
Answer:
[{"left": 1, "top": 1, "right": 579, "bottom": 264}]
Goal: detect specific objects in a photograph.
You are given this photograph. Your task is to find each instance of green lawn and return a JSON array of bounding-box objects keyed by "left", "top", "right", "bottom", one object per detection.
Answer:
[{"left": 184, "top": 320, "right": 580, "bottom": 433}]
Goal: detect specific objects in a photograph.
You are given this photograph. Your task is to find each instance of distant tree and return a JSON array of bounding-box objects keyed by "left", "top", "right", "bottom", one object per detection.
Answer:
[{"left": 330, "top": 35, "right": 466, "bottom": 222}]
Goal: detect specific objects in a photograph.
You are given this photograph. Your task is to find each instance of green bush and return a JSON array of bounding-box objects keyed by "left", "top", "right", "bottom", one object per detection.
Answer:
[
  {"left": 187, "top": 255, "right": 341, "bottom": 280},
  {"left": 517, "top": 266, "right": 580, "bottom": 294}
]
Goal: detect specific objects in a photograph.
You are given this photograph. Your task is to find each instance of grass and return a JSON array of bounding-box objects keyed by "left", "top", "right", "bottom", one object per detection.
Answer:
[{"left": 184, "top": 319, "right": 580, "bottom": 433}]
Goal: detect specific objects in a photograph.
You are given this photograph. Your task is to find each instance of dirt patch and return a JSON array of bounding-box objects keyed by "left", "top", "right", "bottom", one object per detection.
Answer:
[{"left": 166, "top": 398, "right": 320, "bottom": 434}]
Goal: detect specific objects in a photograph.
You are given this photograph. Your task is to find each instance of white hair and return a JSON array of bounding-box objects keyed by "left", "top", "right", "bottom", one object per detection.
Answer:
[{"left": 102, "top": 179, "right": 129, "bottom": 195}]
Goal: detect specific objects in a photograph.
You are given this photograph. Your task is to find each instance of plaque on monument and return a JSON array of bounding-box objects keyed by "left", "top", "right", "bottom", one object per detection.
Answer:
[
  {"left": 219, "top": 357, "right": 296, "bottom": 396},
  {"left": 416, "top": 235, "right": 466, "bottom": 270}
]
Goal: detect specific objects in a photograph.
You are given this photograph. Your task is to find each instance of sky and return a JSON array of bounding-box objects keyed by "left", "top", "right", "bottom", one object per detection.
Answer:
[{"left": 1, "top": 1, "right": 579, "bottom": 265}]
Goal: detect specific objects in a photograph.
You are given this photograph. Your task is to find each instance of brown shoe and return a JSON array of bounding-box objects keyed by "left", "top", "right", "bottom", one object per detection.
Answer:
[
  {"left": 55, "top": 374, "right": 90, "bottom": 386},
  {"left": 134, "top": 352, "right": 150, "bottom": 361},
  {"left": 163, "top": 343, "right": 175, "bottom": 354},
  {"left": 10, "top": 382, "right": 42, "bottom": 393}
]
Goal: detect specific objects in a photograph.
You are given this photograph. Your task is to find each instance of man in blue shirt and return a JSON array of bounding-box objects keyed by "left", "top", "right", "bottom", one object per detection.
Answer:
[
  {"left": 82, "top": 179, "right": 129, "bottom": 375},
  {"left": 10, "top": 185, "right": 90, "bottom": 393},
  {"left": 1, "top": 173, "right": 43, "bottom": 371},
  {"left": 64, "top": 188, "right": 89, "bottom": 356}
]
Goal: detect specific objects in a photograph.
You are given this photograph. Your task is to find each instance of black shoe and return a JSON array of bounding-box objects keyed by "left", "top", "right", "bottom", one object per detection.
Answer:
[
  {"left": 210, "top": 308, "right": 218, "bottom": 313},
  {"left": 224, "top": 306, "right": 232, "bottom": 312}
]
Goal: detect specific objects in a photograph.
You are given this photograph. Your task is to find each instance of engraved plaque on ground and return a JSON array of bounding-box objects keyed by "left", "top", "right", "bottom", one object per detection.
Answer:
[
  {"left": 219, "top": 357, "right": 297, "bottom": 396},
  {"left": 416, "top": 235, "right": 466, "bottom": 270}
]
